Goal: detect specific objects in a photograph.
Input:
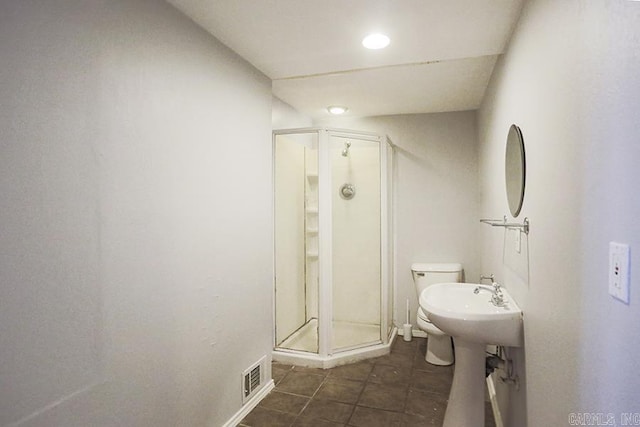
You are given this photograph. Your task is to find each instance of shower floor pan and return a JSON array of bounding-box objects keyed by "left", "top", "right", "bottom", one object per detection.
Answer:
[{"left": 274, "top": 319, "right": 396, "bottom": 368}]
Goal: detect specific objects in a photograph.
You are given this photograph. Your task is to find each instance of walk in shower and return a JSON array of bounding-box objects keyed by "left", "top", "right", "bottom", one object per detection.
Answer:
[{"left": 273, "top": 128, "right": 395, "bottom": 368}]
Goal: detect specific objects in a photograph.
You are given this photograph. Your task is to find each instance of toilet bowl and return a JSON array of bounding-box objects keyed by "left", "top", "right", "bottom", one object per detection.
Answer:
[
  {"left": 416, "top": 306, "right": 455, "bottom": 365},
  {"left": 411, "top": 263, "right": 462, "bottom": 366}
]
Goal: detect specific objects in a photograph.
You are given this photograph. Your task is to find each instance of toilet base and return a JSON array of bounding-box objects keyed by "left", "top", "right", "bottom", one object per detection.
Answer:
[
  {"left": 425, "top": 333, "right": 454, "bottom": 366},
  {"left": 417, "top": 315, "right": 454, "bottom": 366}
]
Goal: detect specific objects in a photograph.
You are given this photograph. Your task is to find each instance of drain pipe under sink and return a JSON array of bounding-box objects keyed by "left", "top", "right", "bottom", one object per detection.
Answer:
[{"left": 485, "top": 346, "right": 519, "bottom": 390}]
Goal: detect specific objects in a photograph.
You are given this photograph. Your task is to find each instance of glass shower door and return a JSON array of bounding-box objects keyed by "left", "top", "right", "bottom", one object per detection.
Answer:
[
  {"left": 274, "top": 131, "right": 319, "bottom": 353},
  {"left": 330, "top": 133, "right": 382, "bottom": 351}
]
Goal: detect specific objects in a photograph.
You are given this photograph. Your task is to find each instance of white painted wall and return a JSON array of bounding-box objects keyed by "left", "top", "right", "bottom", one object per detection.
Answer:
[
  {"left": 317, "top": 113, "right": 480, "bottom": 330},
  {"left": 272, "top": 96, "right": 313, "bottom": 130},
  {"left": 0, "top": 1, "right": 272, "bottom": 426},
  {"left": 478, "top": 1, "right": 640, "bottom": 425}
]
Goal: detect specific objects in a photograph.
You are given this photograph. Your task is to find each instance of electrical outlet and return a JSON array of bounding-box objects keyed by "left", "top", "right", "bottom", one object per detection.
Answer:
[{"left": 608, "top": 242, "right": 630, "bottom": 304}]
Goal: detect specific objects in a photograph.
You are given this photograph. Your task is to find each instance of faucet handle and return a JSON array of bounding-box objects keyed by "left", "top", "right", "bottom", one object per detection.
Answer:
[
  {"left": 480, "top": 274, "right": 494, "bottom": 283},
  {"left": 490, "top": 282, "right": 506, "bottom": 306},
  {"left": 491, "top": 287, "right": 506, "bottom": 306}
]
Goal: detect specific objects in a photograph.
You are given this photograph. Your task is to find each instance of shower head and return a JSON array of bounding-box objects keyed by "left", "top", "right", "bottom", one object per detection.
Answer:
[{"left": 341, "top": 142, "right": 351, "bottom": 157}]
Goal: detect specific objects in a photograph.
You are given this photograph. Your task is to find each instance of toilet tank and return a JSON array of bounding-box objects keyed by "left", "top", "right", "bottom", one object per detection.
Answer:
[{"left": 411, "top": 263, "right": 463, "bottom": 295}]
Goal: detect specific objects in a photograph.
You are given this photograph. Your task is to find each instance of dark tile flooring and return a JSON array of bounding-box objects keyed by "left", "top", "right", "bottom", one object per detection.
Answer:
[{"left": 240, "top": 337, "right": 496, "bottom": 427}]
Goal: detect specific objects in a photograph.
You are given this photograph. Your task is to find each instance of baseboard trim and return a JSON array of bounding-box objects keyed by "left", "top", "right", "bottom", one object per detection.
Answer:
[
  {"left": 221, "top": 379, "right": 275, "bottom": 427},
  {"left": 486, "top": 375, "right": 504, "bottom": 427}
]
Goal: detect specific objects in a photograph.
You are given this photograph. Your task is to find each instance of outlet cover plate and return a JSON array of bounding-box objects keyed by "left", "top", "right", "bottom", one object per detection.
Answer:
[{"left": 609, "top": 242, "right": 630, "bottom": 304}]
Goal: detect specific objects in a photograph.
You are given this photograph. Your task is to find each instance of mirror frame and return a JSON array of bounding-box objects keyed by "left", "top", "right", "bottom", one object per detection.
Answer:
[{"left": 505, "top": 124, "right": 526, "bottom": 217}]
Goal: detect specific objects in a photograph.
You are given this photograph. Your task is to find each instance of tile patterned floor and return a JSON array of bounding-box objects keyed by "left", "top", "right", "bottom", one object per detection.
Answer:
[{"left": 240, "top": 337, "right": 496, "bottom": 427}]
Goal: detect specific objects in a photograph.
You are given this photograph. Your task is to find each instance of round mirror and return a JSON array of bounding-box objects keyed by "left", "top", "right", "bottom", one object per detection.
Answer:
[{"left": 505, "top": 124, "right": 526, "bottom": 217}]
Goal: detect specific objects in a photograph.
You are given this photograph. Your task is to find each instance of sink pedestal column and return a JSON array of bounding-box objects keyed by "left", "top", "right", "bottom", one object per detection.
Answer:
[{"left": 443, "top": 338, "right": 486, "bottom": 427}]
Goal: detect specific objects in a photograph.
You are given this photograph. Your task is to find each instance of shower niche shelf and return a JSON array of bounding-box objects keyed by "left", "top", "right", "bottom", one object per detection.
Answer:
[{"left": 305, "top": 166, "right": 319, "bottom": 262}]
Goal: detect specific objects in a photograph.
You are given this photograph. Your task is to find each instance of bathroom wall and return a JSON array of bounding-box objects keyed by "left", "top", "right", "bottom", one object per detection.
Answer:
[
  {"left": 0, "top": 1, "right": 272, "bottom": 426},
  {"left": 272, "top": 96, "right": 313, "bottom": 130},
  {"left": 316, "top": 113, "right": 480, "bottom": 331},
  {"left": 478, "top": 1, "right": 640, "bottom": 425}
]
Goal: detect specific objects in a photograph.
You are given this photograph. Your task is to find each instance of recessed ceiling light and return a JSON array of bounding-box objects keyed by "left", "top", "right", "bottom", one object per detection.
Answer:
[
  {"left": 327, "top": 106, "right": 348, "bottom": 115},
  {"left": 362, "top": 33, "right": 390, "bottom": 50}
]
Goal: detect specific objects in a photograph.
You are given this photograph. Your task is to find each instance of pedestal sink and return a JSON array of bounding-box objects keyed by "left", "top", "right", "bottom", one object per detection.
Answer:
[{"left": 419, "top": 283, "right": 523, "bottom": 427}]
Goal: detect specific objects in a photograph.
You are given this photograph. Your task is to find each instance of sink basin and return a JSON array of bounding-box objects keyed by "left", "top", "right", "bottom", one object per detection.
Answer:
[
  {"left": 419, "top": 282, "right": 523, "bottom": 347},
  {"left": 419, "top": 283, "right": 524, "bottom": 427}
]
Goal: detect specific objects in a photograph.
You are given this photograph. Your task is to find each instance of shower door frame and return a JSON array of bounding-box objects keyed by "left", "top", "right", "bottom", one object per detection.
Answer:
[{"left": 272, "top": 127, "right": 394, "bottom": 364}]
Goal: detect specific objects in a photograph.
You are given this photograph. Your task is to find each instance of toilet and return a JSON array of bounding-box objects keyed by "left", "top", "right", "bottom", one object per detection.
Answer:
[{"left": 411, "top": 263, "right": 463, "bottom": 366}]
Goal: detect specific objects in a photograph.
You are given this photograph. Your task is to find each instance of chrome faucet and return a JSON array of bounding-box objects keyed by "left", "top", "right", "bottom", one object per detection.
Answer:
[
  {"left": 474, "top": 274, "right": 492, "bottom": 294},
  {"left": 490, "top": 280, "right": 505, "bottom": 307},
  {"left": 479, "top": 274, "right": 505, "bottom": 306}
]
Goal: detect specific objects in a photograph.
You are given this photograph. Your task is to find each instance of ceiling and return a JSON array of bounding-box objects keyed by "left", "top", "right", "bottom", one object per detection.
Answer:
[{"left": 167, "top": 0, "right": 524, "bottom": 119}]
